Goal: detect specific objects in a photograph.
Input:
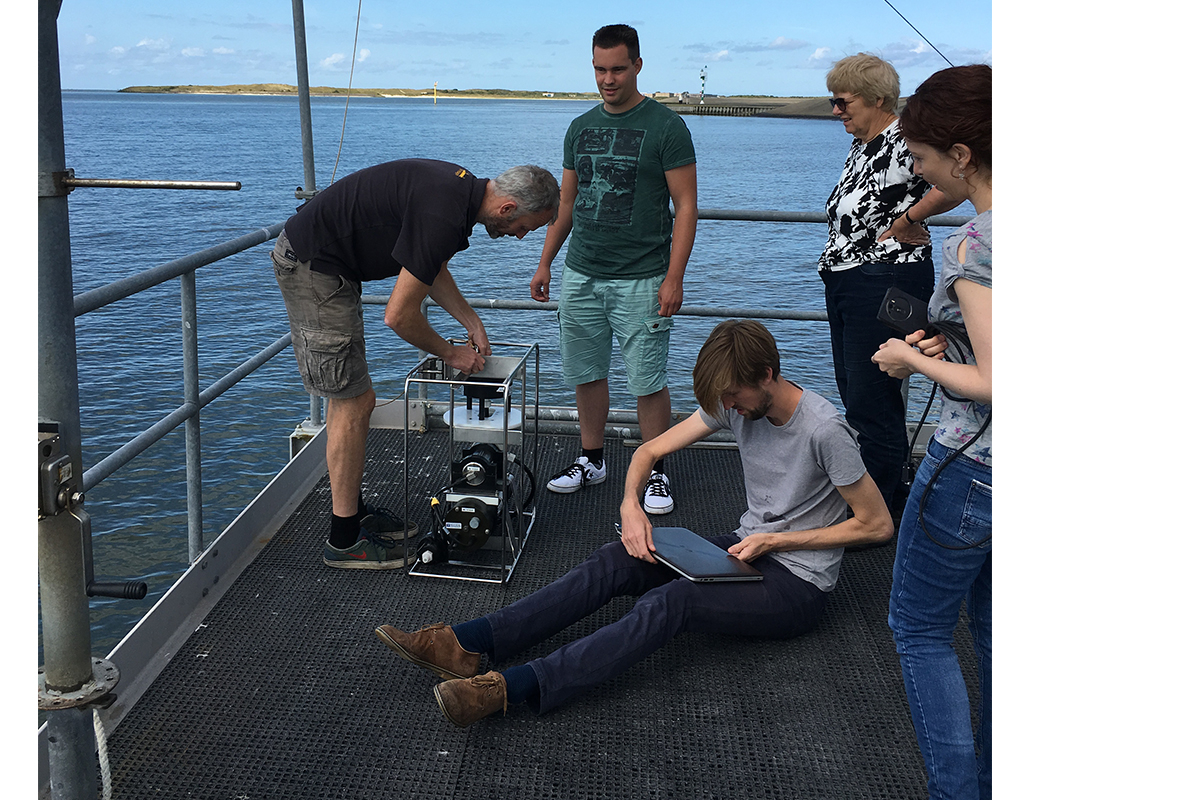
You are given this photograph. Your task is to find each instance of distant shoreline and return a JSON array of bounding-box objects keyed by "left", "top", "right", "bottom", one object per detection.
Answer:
[
  {"left": 115, "top": 84, "right": 840, "bottom": 119},
  {"left": 118, "top": 84, "right": 603, "bottom": 101}
]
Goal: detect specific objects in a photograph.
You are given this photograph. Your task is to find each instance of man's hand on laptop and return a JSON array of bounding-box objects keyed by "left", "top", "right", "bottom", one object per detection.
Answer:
[
  {"left": 619, "top": 500, "right": 657, "bottom": 562},
  {"left": 727, "top": 533, "right": 776, "bottom": 563}
]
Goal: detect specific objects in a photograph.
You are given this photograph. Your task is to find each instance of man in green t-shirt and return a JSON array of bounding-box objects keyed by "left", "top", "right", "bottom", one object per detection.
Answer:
[{"left": 531, "top": 24, "right": 698, "bottom": 515}]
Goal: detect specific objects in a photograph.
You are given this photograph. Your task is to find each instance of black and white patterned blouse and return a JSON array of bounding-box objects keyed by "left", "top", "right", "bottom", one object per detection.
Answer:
[{"left": 818, "top": 120, "right": 933, "bottom": 272}]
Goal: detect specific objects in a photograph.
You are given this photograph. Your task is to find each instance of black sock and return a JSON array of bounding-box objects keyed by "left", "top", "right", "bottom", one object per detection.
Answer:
[
  {"left": 329, "top": 512, "right": 362, "bottom": 549},
  {"left": 501, "top": 664, "right": 539, "bottom": 706},
  {"left": 653, "top": 458, "right": 665, "bottom": 474},
  {"left": 583, "top": 447, "right": 604, "bottom": 467},
  {"left": 451, "top": 617, "right": 495, "bottom": 657}
]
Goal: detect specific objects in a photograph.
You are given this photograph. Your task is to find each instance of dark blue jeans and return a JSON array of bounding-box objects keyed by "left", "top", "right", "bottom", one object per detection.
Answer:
[
  {"left": 889, "top": 439, "right": 992, "bottom": 800},
  {"left": 485, "top": 536, "right": 828, "bottom": 713},
  {"left": 821, "top": 260, "right": 935, "bottom": 515}
]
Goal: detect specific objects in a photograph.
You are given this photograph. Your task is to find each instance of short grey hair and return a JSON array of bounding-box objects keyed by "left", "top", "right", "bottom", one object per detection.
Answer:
[
  {"left": 492, "top": 165, "right": 560, "bottom": 221},
  {"left": 826, "top": 53, "right": 901, "bottom": 114}
]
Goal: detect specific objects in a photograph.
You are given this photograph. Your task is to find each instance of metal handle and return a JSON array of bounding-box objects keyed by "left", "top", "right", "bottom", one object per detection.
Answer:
[{"left": 70, "top": 504, "right": 151, "bottom": 601}]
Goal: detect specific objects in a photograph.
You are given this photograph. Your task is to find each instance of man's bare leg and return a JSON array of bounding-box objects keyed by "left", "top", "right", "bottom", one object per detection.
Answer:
[
  {"left": 636, "top": 386, "right": 672, "bottom": 444},
  {"left": 325, "top": 388, "right": 376, "bottom": 518},
  {"left": 576, "top": 378, "right": 610, "bottom": 451}
]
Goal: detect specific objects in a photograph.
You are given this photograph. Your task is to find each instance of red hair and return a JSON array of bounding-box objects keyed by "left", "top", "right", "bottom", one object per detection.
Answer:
[{"left": 899, "top": 64, "right": 991, "bottom": 171}]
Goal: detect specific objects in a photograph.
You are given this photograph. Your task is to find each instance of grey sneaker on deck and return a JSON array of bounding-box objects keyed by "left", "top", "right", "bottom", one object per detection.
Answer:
[
  {"left": 323, "top": 520, "right": 416, "bottom": 570},
  {"left": 642, "top": 471, "right": 675, "bottom": 515},
  {"left": 360, "top": 502, "right": 419, "bottom": 540},
  {"left": 546, "top": 456, "right": 606, "bottom": 494}
]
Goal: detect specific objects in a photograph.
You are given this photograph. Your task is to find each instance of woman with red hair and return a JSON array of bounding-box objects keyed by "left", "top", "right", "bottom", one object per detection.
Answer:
[{"left": 872, "top": 63, "right": 993, "bottom": 800}]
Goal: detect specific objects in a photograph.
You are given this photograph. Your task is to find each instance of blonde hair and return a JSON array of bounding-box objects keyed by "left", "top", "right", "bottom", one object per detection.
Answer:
[
  {"left": 826, "top": 53, "right": 900, "bottom": 114},
  {"left": 692, "top": 320, "right": 781, "bottom": 416}
]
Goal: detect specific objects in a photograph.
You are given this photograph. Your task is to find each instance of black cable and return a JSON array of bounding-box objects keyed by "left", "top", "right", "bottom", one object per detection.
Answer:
[
  {"left": 916, "top": 412, "right": 991, "bottom": 550},
  {"left": 901, "top": 320, "right": 992, "bottom": 550},
  {"left": 510, "top": 456, "right": 537, "bottom": 511},
  {"left": 882, "top": 0, "right": 955, "bottom": 68},
  {"left": 923, "top": 320, "right": 975, "bottom": 403}
]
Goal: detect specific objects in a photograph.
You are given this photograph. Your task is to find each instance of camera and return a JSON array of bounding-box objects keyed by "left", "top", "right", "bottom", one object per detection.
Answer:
[{"left": 877, "top": 287, "right": 936, "bottom": 338}]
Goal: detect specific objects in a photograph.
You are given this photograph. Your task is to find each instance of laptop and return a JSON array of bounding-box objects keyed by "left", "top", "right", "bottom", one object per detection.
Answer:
[{"left": 649, "top": 526, "right": 763, "bottom": 583}]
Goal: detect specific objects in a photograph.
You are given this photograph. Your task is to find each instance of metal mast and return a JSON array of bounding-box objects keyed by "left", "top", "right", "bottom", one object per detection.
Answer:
[{"left": 39, "top": 0, "right": 105, "bottom": 795}]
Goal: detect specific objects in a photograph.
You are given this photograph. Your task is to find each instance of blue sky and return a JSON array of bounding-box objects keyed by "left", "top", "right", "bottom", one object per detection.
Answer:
[{"left": 56, "top": 0, "right": 991, "bottom": 97}]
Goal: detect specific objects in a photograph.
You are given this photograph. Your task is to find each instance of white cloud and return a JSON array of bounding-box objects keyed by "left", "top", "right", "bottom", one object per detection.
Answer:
[
  {"left": 136, "top": 38, "right": 170, "bottom": 51},
  {"left": 85, "top": 34, "right": 96, "bottom": 45},
  {"left": 357, "top": 48, "right": 370, "bottom": 63},
  {"left": 808, "top": 46, "right": 832, "bottom": 65},
  {"left": 321, "top": 53, "right": 346, "bottom": 68},
  {"left": 769, "top": 37, "right": 806, "bottom": 50},
  {"left": 875, "top": 39, "right": 958, "bottom": 69},
  {"left": 110, "top": 46, "right": 126, "bottom": 55},
  {"left": 213, "top": 47, "right": 234, "bottom": 55},
  {"left": 181, "top": 47, "right": 204, "bottom": 57},
  {"left": 712, "top": 49, "right": 731, "bottom": 62}
]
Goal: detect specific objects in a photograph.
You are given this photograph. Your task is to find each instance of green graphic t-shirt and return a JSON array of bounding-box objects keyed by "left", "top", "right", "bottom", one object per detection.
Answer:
[{"left": 562, "top": 98, "right": 696, "bottom": 279}]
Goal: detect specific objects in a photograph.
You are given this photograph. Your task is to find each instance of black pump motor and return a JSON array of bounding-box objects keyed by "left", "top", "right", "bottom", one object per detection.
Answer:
[{"left": 452, "top": 443, "right": 504, "bottom": 494}]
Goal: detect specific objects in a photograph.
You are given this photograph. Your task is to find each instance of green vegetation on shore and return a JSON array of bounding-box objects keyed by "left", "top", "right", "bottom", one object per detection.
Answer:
[
  {"left": 117, "top": 84, "right": 846, "bottom": 119},
  {"left": 119, "top": 83, "right": 601, "bottom": 100}
]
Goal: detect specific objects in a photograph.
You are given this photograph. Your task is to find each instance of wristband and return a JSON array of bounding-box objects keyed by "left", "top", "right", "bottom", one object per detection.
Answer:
[{"left": 904, "top": 210, "right": 916, "bottom": 225}]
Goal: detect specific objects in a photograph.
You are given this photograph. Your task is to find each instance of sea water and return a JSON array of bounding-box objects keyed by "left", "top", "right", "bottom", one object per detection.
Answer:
[{"left": 54, "top": 91, "right": 963, "bottom": 658}]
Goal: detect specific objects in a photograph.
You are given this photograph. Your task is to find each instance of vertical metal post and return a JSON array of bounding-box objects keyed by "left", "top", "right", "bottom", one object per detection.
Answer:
[
  {"left": 181, "top": 272, "right": 204, "bottom": 561},
  {"left": 310, "top": 394, "right": 323, "bottom": 427},
  {"left": 46, "top": 708, "right": 100, "bottom": 800},
  {"left": 291, "top": 0, "right": 323, "bottom": 428},
  {"left": 291, "top": 0, "right": 317, "bottom": 199},
  {"left": 39, "top": 0, "right": 101, "bottom": 795}
]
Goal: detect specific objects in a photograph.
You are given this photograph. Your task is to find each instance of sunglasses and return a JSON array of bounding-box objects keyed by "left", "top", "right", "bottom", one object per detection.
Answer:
[{"left": 829, "top": 96, "right": 854, "bottom": 112}]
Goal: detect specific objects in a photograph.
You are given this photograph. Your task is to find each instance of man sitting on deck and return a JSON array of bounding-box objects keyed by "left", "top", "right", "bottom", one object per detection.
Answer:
[
  {"left": 272, "top": 159, "right": 559, "bottom": 570},
  {"left": 375, "top": 319, "right": 893, "bottom": 726}
]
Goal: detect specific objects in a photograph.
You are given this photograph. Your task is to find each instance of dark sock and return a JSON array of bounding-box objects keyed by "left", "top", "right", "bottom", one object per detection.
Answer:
[
  {"left": 357, "top": 493, "right": 368, "bottom": 516},
  {"left": 653, "top": 458, "right": 665, "bottom": 474},
  {"left": 500, "top": 664, "right": 539, "bottom": 706},
  {"left": 329, "top": 512, "right": 362, "bottom": 549},
  {"left": 451, "top": 618, "right": 494, "bottom": 657},
  {"left": 583, "top": 447, "right": 604, "bottom": 467}
]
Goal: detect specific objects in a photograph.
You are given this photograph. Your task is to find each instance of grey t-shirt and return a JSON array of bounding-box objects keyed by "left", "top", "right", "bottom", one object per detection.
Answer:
[
  {"left": 698, "top": 386, "right": 867, "bottom": 591},
  {"left": 928, "top": 210, "right": 992, "bottom": 466}
]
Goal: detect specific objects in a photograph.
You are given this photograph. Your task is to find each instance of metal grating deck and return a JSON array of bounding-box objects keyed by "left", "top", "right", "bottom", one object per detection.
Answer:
[{"left": 104, "top": 428, "right": 979, "bottom": 799}]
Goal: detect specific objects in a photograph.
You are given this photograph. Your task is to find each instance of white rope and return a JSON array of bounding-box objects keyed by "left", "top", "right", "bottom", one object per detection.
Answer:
[
  {"left": 93, "top": 708, "right": 113, "bottom": 800},
  {"left": 329, "top": 0, "right": 364, "bottom": 185}
]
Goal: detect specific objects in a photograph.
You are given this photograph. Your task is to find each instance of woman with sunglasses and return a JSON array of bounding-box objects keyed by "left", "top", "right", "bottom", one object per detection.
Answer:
[
  {"left": 818, "top": 53, "right": 960, "bottom": 526},
  {"left": 871, "top": 64, "right": 992, "bottom": 800}
]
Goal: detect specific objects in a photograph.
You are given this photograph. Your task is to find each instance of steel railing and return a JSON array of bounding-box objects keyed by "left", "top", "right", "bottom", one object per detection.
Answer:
[{"left": 73, "top": 207, "right": 970, "bottom": 561}]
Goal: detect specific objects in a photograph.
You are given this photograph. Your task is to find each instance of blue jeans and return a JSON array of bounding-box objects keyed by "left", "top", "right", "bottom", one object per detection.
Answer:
[
  {"left": 486, "top": 535, "right": 828, "bottom": 713},
  {"left": 821, "top": 260, "right": 934, "bottom": 514},
  {"left": 889, "top": 439, "right": 992, "bottom": 800}
]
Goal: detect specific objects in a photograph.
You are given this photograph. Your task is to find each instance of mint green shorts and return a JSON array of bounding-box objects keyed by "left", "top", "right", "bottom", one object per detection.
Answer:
[{"left": 557, "top": 266, "right": 673, "bottom": 396}]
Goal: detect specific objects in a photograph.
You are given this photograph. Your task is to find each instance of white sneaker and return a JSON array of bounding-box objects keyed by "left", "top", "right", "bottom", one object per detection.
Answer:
[
  {"left": 643, "top": 471, "right": 675, "bottom": 515},
  {"left": 547, "top": 456, "right": 606, "bottom": 494}
]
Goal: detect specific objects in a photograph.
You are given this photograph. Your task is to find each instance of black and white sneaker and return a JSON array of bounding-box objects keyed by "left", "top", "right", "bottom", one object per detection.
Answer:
[
  {"left": 642, "top": 471, "right": 674, "bottom": 515},
  {"left": 546, "top": 456, "right": 607, "bottom": 494}
]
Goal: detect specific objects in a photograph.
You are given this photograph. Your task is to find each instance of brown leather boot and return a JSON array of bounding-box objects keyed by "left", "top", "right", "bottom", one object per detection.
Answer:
[
  {"left": 434, "top": 671, "right": 507, "bottom": 728},
  {"left": 374, "top": 623, "right": 481, "bottom": 680}
]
